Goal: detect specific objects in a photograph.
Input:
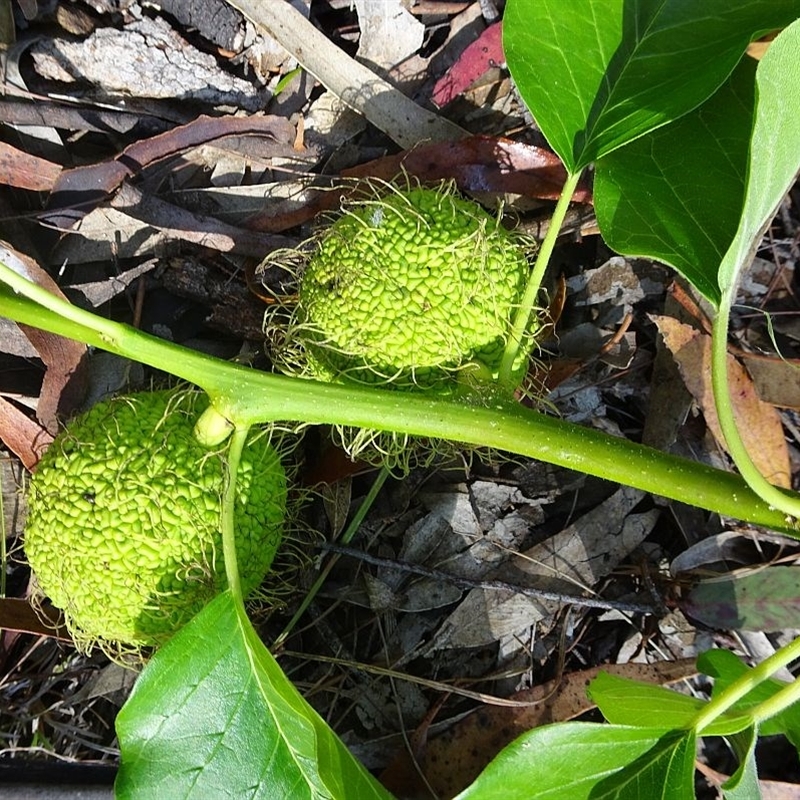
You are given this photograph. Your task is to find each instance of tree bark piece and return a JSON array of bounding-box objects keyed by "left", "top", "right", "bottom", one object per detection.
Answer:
[{"left": 228, "top": 0, "right": 467, "bottom": 148}]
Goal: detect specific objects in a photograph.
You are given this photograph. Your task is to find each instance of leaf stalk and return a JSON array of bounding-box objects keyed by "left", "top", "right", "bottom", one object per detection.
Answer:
[
  {"left": 711, "top": 293, "right": 800, "bottom": 521},
  {"left": 222, "top": 426, "right": 249, "bottom": 606},
  {"left": 499, "top": 169, "right": 583, "bottom": 385},
  {"left": 694, "top": 636, "right": 800, "bottom": 734}
]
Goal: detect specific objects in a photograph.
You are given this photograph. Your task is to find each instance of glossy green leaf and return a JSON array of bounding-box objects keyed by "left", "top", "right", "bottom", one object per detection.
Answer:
[
  {"left": 453, "top": 723, "right": 695, "bottom": 800},
  {"left": 588, "top": 672, "right": 752, "bottom": 736},
  {"left": 595, "top": 57, "right": 757, "bottom": 306},
  {"left": 699, "top": 649, "right": 800, "bottom": 748},
  {"left": 717, "top": 17, "right": 800, "bottom": 299},
  {"left": 115, "top": 591, "right": 393, "bottom": 800},
  {"left": 503, "top": 0, "right": 800, "bottom": 172}
]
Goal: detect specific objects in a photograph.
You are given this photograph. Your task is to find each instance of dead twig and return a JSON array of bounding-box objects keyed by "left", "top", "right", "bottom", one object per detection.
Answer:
[{"left": 318, "top": 542, "right": 659, "bottom": 615}]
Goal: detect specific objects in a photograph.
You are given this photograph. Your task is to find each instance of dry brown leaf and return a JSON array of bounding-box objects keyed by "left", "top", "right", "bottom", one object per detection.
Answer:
[
  {"left": 741, "top": 352, "right": 800, "bottom": 410},
  {"left": 0, "top": 141, "right": 62, "bottom": 191},
  {"left": 0, "top": 396, "right": 52, "bottom": 471},
  {"left": 653, "top": 315, "right": 791, "bottom": 489},
  {"left": 110, "top": 183, "right": 296, "bottom": 257},
  {"left": 45, "top": 114, "right": 298, "bottom": 232},
  {"left": 432, "top": 486, "right": 650, "bottom": 649},
  {"left": 0, "top": 597, "right": 69, "bottom": 640},
  {"left": 355, "top": 0, "right": 424, "bottom": 72},
  {"left": 0, "top": 242, "right": 87, "bottom": 435},
  {"left": 247, "top": 135, "right": 587, "bottom": 235},
  {"left": 381, "top": 659, "right": 697, "bottom": 800}
]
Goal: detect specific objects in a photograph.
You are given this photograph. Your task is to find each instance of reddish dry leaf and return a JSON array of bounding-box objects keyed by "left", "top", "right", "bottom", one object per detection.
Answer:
[
  {"left": 0, "top": 141, "right": 62, "bottom": 191},
  {"left": 44, "top": 114, "right": 298, "bottom": 231},
  {"left": 431, "top": 22, "right": 503, "bottom": 107},
  {"left": 247, "top": 135, "right": 591, "bottom": 234},
  {"left": 653, "top": 315, "right": 792, "bottom": 489},
  {"left": 380, "top": 659, "right": 697, "bottom": 799},
  {"left": 0, "top": 396, "right": 52, "bottom": 471},
  {"left": 347, "top": 136, "right": 591, "bottom": 201},
  {"left": 0, "top": 242, "right": 87, "bottom": 437}
]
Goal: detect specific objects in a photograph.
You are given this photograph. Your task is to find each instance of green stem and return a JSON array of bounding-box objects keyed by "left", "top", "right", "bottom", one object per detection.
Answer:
[
  {"left": 750, "top": 670, "right": 800, "bottom": 726},
  {"left": 2, "top": 261, "right": 800, "bottom": 534},
  {"left": 711, "top": 293, "right": 800, "bottom": 520},
  {"left": 273, "top": 465, "right": 390, "bottom": 649},
  {"left": 221, "top": 426, "right": 249, "bottom": 606},
  {"left": 499, "top": 169, "right": 583, "bottom": 385},
  {"left": 694, "top": 635, "right": 800, "bottom": 734}
]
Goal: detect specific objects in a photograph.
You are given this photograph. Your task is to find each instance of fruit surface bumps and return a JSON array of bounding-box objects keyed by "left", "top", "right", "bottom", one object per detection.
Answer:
[
  {"left": 297, "top": 185, "right": 532, "bottom": 389},
  {"left": 24, "top": 390, "right": 286, "bottom": 648}
]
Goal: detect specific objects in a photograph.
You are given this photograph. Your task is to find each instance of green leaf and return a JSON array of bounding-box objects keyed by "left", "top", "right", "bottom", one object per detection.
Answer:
[
  {"left": 453, "top": 723, "right": 695, "bottom": 800},
  {"left": 115, "top": 591, "right": 393, "bottom": 800},
  {"left": 595, "top": 56, "right": 757, "bottom": 306},
  {"left": 503, "top": 0, "right": 800, "bottom": 172},
  {"left": 717, "top": 17, "right": 800, "bottom": 299},
  {"left": 699, "top": 649, "right": 800, "bottom": 748},
  {"left": 588, "top": 672, "right": 752, "bottom": 736},
  {"left": 722, "top": 726, "right": 762, "bottom": 800}
]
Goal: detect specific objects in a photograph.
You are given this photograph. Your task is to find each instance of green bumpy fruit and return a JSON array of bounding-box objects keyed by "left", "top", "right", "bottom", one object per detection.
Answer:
[
  {"left": 296, "top": 184, "right": 534, "bottom": 390},
  {"left": 24, "top": 389, "right": 286, "bottom": 649}
]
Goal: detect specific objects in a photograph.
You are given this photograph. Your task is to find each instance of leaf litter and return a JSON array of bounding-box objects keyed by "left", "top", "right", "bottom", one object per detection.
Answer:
[{"left": 1, "top": 0, "right": 800, "bottom": 796}]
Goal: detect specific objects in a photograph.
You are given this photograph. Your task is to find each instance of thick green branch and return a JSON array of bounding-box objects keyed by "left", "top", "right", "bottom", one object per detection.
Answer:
[{"left": 2, "top": 261, "right": 799, "bottom": 534}]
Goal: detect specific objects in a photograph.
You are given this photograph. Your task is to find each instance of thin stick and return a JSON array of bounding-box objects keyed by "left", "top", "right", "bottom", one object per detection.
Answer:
[{"left": 319, "top": 542, "right": 657, "bottom": 615}]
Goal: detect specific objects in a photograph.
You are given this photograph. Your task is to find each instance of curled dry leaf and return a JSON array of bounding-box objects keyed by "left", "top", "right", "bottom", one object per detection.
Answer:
[
  {"left": 431, "top": 22, "right": 503, "bottom": 108},
  {"left": 0, "top": 141, "right": 62, "bottom": 191},
  {"left": 344, "top": 136, "right": 590, "bottom": 202},
  {"left": 0, "top": 243, "right": 87, "bottom": 439},
  {"left": 44, "top": 114, "right": 298, "bottom": 232},
  {"left": 246, "top": 135, "right": 590, "bottom": 234}
]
